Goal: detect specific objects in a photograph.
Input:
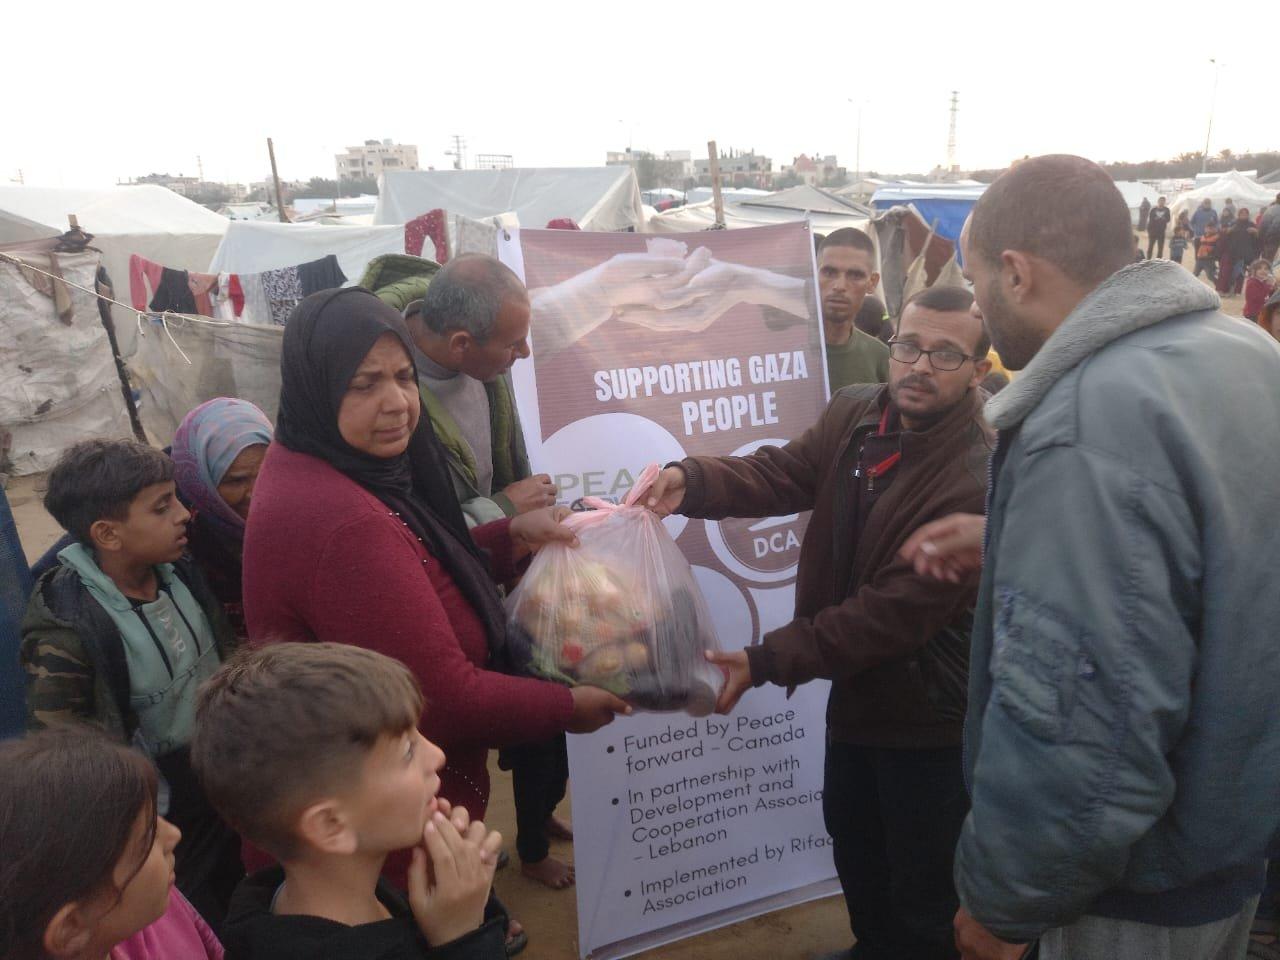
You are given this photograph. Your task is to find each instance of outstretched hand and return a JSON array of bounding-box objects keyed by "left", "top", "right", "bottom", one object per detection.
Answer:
[
  {"left": 899, "top": 513, "right": 986, "bottom": 584},
  {"left": 511, "top": 506, "right": 580, "bottom": 558},
  {"left": 644, "top": 466, "right": 687, "bottom": 517},
  {"left": 705, "top": 649, "right": 752, "bottom": 714}
]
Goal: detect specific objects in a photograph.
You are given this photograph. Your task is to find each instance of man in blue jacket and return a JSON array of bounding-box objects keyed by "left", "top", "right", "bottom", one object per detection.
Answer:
[{"left": 912, "top": 154, "right": 1280, "bottom": 960}]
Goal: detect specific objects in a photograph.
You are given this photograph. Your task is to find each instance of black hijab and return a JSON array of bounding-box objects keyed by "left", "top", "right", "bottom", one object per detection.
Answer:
[{"left": 276, "top": 288, "right": 511, "bottom": 666}]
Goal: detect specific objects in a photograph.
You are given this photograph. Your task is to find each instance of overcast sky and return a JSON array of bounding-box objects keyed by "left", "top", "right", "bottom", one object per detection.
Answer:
[{"left": 4, "top": 0, "right": 1272, "bottom": 188}]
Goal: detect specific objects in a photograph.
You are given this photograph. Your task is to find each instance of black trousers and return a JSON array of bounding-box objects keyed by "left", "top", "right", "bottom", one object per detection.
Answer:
[
  {"left": 501, "top": 734, "right": 569, "bottom": 863},
  {"left": 1147, "top": 233, "right": 1166, "bottom": 258},
  {"left": 823, "top": 740, "right": 969, "bottom": 960}
]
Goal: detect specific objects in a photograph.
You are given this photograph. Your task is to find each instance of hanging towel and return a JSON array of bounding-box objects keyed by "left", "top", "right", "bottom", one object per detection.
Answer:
[
  {"left": 187, "top": 273, "right": 219, "bottom": 317},
  {"left": 239, "top": 272, "right": 271, "bottom": 325}
]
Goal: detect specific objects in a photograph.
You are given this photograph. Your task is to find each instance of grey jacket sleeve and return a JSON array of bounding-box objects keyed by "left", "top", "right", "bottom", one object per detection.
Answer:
[{"left": 955, "top": 441, "right": 1198, "bottom": 941}]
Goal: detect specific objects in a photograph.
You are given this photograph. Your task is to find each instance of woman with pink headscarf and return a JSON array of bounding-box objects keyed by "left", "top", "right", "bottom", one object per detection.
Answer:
[{"left": 170, "top": 398, "right": 272, "bottom": 638}]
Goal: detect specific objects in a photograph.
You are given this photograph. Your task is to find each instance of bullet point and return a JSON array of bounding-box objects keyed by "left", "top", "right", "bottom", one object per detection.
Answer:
[
  {"left": 612, "top": 798, "right": 619, "bottom": 805},
  {"left": 624, "top": 889, "right": 631, "bottom": 897},
  {"left": 607, "top": 745, "right": 615, "bottom": 754}
]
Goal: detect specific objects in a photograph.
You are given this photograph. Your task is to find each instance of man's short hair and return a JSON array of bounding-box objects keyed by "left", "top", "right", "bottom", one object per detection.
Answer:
[
  {"left": 901, "top": 285, "right": 991, "bottom": 356},
  {"left": 418, "top": 254, "right": 526, "bottom": 341},
  {"left": 192, "top": 643, "right": 425, "bottom": 860},
  {"left": 818, "top": 227, "right": 876, "bottom": 259},
  {"left": 970, "top": 155, "right": 1134, "bottom": 287},
  {"left": 44, "top": 439, "right": 173, "bottom": 544}
]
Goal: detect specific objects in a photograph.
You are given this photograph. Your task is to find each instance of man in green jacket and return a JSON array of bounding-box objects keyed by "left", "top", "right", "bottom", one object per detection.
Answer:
[
  {"left": 905, "top": 155, "right": 1280, "bottom": 960},
  {"left": 401, "top": 254, "right": 557, "bottom": 527}
]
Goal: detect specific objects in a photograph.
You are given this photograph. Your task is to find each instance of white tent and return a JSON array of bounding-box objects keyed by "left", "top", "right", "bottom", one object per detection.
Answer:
[
  {"left": 208, "top": 220, "right": 408, "bottom": 284},
  {"left": 374, "top": 168, "right": 644, "bottom": 232},
  {"left": 649, "top": 186, "right": 872, "bottom": 235},
  {"left": 0, "top": 185, "right": 229, "bottom": 355},
  {"left": 1172, "top": 171, "right": 1278, "bottom": 219},
  {"left": 1112, "top": 181, "right": 1160, "bottom": 226}
]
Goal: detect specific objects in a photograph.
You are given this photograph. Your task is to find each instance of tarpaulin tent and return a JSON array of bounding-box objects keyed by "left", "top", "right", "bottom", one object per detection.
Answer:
[
  {"left": 1172, "top": 171, "right": 1278, "bottom": 219},
  {"left": 0, "top": 185, "right": 229, "bottom": 356},
  {"left": 869, "top": 183, "right": 987, "bottom": 243},
  {"left": 0, "top": 239, "right": 133, "bottom": 475},
  {"left": 648, "top": 185, "right": 873, "bottom": 235},
  {"left": 208, "top": 219, "right": 407, "bottom": 283},
  {"left": 375, "top": 167, "right": 644, "bottom": 232}
]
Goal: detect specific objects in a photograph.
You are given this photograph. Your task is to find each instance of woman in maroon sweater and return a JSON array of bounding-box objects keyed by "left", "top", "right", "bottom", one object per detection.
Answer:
[{"left": 241, "top": 290, "right": 627, "bottom": 918}]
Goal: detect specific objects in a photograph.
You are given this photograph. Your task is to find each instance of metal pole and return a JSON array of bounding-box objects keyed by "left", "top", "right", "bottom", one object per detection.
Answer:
[
  {"left": 1202, "top": 59, "right": 1219, "bottom": 174},
  {"left": 267, "top": 138, "right": 290, "bottom": 222},
  {"left": 708, "top": 140, "right": 725, "bottom": 228}
]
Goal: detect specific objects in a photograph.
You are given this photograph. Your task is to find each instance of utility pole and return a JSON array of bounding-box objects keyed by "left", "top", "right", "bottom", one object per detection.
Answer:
[
  {"left": 197, "top": 155, "right": 204, "bottom": 182},
  {"left": 446, "top": 135, "right": 466, "bottom": 171},
  {"left": 947, "top": 91, "right": 959, "bottom": 176},
  {"left": 267, "top": 138, "right": 290, "bottom": 222},
  {"left": 707, "top": 140, "right": 725, "bottom": 228},
  {"left": 847, "top": 99, "right": 863, "bottom": 184},
  {"left": 1202, "top": 59, "right": 1221, "bottom": 173}
]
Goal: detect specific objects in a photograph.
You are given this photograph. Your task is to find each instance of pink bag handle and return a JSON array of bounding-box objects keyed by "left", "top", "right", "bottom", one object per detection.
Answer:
[{"left": 563, "top": 463, "right": 662, "bottom": 530}]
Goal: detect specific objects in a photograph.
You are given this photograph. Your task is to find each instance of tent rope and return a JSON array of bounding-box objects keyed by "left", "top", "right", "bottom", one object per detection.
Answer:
[{"left": 0, "top": 250, "right": 244, "bottom": 367}]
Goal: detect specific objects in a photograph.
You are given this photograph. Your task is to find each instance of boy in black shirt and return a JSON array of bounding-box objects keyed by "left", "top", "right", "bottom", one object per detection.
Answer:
[{"left": 193, "top": 643, "right": 505, "bottom": 960}]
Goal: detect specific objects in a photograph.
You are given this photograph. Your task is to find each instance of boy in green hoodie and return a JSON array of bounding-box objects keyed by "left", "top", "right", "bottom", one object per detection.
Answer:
[{"left": 20, "top": 438, "right": 242, "bottom": 927}]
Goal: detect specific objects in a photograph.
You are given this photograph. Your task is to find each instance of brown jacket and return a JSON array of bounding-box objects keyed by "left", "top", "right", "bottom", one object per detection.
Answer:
[{"left": 680, "top": 384, "right": 993, "bottom": 748}]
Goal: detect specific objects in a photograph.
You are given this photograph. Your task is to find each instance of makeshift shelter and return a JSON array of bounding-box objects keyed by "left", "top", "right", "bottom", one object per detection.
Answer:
[
  {"left": 375, "top": 167, "right": 644, "bottom": 232},
  {"left": 0, "top": 238, "right": 134, "bottom": 474},
  {"left": 1172, "top": 170, "right": 1278, "bottom": 219},
  {"left": 208, "top": 219, "right": 407, "bottom": 283},
  {"left": 0, "top": 185, "right": 228, "bottom": 355},
  {"left": 869, "top": 183, "right": 986, "bottom": 243}
]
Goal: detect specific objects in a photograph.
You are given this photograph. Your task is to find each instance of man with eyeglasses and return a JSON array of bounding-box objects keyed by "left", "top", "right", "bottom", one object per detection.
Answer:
[{"left": 645, "top": 285, "right": 994, "bottom": 959}]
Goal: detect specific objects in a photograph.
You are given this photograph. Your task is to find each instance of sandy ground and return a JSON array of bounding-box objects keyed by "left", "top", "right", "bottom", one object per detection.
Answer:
[
  {"left": 2, "top": 255, "right": 1252, "bottom": 959},
  {"left": 5, "top": 473, "right": 851, "bottom": 959}
]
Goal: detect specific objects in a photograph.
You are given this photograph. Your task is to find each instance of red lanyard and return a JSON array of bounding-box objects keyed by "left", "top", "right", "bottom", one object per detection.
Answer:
[{"left": 867, "top": 407, "right": 901, "bottom": 481}]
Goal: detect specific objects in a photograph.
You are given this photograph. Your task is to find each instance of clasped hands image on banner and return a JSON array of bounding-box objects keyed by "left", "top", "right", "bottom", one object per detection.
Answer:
[{"left": 506, "top": 223, "right": 839, "bottom": 960}]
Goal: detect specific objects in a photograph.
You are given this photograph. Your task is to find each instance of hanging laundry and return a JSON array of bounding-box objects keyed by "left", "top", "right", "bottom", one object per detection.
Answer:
[
  {"left": 210, "top": 272, "right": 244, "bottom": 322},
  {"left": 239, "top": 272, "right": 271, "bottom": 326},
  {"left": 187, "top": 273, "right": 219, "bottom": 317},
  {"left": 149, "top": 268, "right": 197, "bottom": 314},
  {"left": 296, "top": 254, "right": 346, "bottom": 296},
  {"left": 261, "top": 265, "right": 302, "bottom": 325},
  {"left": 405, "top": 209, "right": 448, "bottom": 263},
  {"left": 129, "top": 254, "right": 165, "bottom": 311}
]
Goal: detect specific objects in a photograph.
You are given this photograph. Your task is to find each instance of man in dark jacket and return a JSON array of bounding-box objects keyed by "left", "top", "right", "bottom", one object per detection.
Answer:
[
  {"left": 646, "top": 285, "right": 994, "bottom": 960},
  {"left": 1146, "top": 196, "right": 1172, "bottom": 258},
  {"left": 924, "top": 154, "right": 1280, "bottom": 960}
]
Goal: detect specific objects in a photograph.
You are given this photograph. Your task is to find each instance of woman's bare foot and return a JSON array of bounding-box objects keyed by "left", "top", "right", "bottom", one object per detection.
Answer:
[
  {"left": 545, "top": 814, "right": 574, "bottom": 842},
  {"left": 521, "top": 855, "right": 576, "bottom": 889}
]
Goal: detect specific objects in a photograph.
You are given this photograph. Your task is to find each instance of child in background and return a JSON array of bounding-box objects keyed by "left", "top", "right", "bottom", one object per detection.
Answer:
[
  {"left": 1194, "top": 224, "right": 1220, "bottom": 282},
  {"left": 0, "top": 728, "right": 222, "bottom": 960},
  {"left": 192, "top": 643, "right": 506, "bottom": 960},
  {"left": 1170, "top": 216, "right": 1194, "bottom": 266},
  {"left": 20, "top": 439, "right": 242, "bottom": 926},
  {"left": 1244, "top": 259, "right": 1276, "bottom": 323}
]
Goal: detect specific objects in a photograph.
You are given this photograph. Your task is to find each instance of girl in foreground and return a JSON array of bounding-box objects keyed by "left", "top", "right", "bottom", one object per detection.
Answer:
[{"left": 0, "top": 728, "right": 222, "bottom": 960}]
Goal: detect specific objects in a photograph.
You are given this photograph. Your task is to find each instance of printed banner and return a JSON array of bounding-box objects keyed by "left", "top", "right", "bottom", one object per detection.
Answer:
[{"left": 500, "top": 222, "right": 840, "bottom": 960}]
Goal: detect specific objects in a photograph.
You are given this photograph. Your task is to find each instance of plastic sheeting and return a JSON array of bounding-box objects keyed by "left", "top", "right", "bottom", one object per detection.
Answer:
[
  {"left": 647, "top": 198, "right": 872, "bottom": 236},
  {"left": 129, "top": 314, "right": 283, "bottom": 447},
  {"left": 0, "top": 246, "right": 133, "bottom": 475},
  {"left": 208, "top": 219, "right": 408, "bottom": 282},
  {"left": 870, "top": 184, "right": 987, "bottom": 243},
  {"left": 0, "top": 186, "right": 229, "bottom": 357},
  {"left": 374, "top": 168, "right": 644, "bottom": 232}
]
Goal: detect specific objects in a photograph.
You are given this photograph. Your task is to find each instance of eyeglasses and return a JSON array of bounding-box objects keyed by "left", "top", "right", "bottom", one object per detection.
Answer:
[{"left": 887, "top": 340, "right": 980, "bottom": 372}]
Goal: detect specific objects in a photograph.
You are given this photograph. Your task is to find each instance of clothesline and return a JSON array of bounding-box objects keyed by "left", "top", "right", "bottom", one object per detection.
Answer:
[{"left": 0, "top": 250, "right": 244, "bottom": 366}]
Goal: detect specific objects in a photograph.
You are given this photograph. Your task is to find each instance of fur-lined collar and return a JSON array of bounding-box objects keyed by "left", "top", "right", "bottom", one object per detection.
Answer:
[{"left": 985, "top": 260, "right": 1220, "bottom": 430}]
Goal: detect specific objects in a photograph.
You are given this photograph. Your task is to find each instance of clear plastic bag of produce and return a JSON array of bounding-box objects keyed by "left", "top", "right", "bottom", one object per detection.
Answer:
[{"left": 506, "top": 465, "right": 724, "bottom": 717}]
